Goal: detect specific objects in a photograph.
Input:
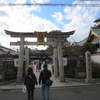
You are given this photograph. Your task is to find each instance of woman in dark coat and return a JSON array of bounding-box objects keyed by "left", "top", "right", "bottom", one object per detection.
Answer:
[{"left": 24, "top": 67, "right": 38, "bottom": 100}]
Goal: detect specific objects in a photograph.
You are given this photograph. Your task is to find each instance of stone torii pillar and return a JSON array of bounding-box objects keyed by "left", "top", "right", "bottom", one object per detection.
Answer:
[
  {"left": 53, "top": 48, "right": 58, "bottom": 77},
  {"left": 25, "top": 48, "right": 29, "bottom": 73},
  {"left": 57, "top": 37, "right": 65, "bottom": 82},
  {"left": 17, "top": 36, "right": 24, "bottom": 82}
]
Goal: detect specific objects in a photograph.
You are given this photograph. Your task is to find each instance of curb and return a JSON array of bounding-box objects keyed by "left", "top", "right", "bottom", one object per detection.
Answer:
[
  {"left": 1, "top": 83, "right": 100, "bottom": 91},
  {"left": 0, "top": 80, "right": 17, "bottom": 85}
]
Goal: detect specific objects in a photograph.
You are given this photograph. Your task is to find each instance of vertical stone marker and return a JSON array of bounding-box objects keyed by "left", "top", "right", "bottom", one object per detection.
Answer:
[
  {"left": 17, "top": 36, "right": 24, "bottom": 82},
  {"left": 25, "top": 48, "right": 29, "bottom": 73},
  {"left": 57, "top": 37, "right": 65, "bottom": 82},
  {"left": 53, "top": 48, "right": 58, "bottom": 77},
  {"left": 85, "top": 51, "right": 95, "bottom": 83}
]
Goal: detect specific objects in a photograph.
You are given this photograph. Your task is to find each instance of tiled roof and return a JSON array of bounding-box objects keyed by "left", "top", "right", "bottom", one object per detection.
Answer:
[
  {"left": 0, "top": 45, "right": 18, "bottom": 55},
  {"left": 94, "top": 17, "right": 100, "bottom": 23},
  {"left": 90, "top": 27, "right": 100, "bottom": 37}
]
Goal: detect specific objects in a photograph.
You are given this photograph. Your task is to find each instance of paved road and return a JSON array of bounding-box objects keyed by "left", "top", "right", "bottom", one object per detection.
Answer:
[{"left": 0, "top": 85, "right": 100, "bottom": 100}]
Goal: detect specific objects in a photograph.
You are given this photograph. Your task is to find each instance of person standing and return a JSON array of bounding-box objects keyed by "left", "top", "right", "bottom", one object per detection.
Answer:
[
  {"left": 36, "top": 62, "right": 39, "bottom": 72},
  {"left": 28, "top": 63, "right": 34, "bottom": 72},
  {"left": 39, "top": 64, "right": 52, "bottom": 100},
  {"left": 39, "top": 61, "right": 42, "bottom": 72},
  {"left": 24, "top": 67, "right": 38, "bottom": 100}
]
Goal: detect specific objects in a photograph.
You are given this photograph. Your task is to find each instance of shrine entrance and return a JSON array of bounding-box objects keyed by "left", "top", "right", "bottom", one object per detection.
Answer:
[
  {"left": 30, "top": 50, "right": 52, "bottom": 61},
  {"left": 4, "top": 30, "right": 75, "bottom": 82}
]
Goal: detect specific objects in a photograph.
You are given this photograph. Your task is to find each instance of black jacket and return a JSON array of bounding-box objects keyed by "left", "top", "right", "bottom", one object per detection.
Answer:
[
  {"left": 39, "top": 68, "right": 52, "bottom": 84},
  {"left": 24, "top": 72, "right": 38, "bottom": 90}
]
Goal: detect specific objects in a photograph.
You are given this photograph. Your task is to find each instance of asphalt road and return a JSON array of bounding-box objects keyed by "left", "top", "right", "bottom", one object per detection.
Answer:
[{"left": 0, "top": 85, "right": 100, "bottom": 100}]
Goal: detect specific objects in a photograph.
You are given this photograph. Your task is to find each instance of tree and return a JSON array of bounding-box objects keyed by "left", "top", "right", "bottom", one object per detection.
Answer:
[
  {"left": 47, "top": 30, "right": 68, "bottom": 42},
  {"left": 46, "top": 45, "right": 54, "bottom": 56},
  {"left": 63, "top": 45, "right": 82, "bottom": 57},
  {"left": 81, "top": 43, "right": 97, "bottom": 55},
  {"left": 29, "top": 48, "right": 37, "bottom": 56}
]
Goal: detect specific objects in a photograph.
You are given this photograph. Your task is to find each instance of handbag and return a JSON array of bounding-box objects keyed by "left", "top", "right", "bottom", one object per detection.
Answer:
[
  {"left": 43, "top": 71, "right": 53, "bottom": 86},
  {"left": 46, "top": 79, "right": 53, "bottom": 86},
  {"left": 22, "top": 85, "right": 26, "bottom": 93}
]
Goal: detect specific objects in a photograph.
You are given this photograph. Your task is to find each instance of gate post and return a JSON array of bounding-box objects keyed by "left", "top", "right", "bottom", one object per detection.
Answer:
[
  {"left": 85, "top": 51, "right": 95, "bottom": 83},
  {"left": 53, "top": 48, "right": 58, "bottom": 77},
  {"left": 25, "top": 48, "right": 29, "bottom": 73},
  {"left": 17, "top": 36, "right": 24, "bottom": 82},
  {"left": 57, "top": 38, "right": 65, "bottom": 82}
]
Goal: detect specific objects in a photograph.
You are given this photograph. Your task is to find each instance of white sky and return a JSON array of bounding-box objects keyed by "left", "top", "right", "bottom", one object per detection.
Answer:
[{"left": 0, "top": 0, "right": 100, "bottom": 50}]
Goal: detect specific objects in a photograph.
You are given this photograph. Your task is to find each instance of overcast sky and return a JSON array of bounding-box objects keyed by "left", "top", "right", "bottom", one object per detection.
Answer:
[{"left": 0, "top": 0, "right": 100, "bottom": 50}]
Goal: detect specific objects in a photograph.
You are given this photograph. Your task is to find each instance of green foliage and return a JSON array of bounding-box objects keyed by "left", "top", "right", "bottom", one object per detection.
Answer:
[
  {"left": 4, "top": 67, "right": 17, "bottom": 80},
  {"left": 63, "top": 46, "right": 82, "bottom": 57},
  {"left": 63, "top": 43, "right": 97, "bottom": 57},
  {"left": 46, "top": 45, "right": 54, "bottom": 56},
  {"left": 92, "top": 62, "right": 100, "bottom": 78},
  {"left": 63, "top": 42, "right": 97, "bottom": 57},
  {"left": 49, "top": 30, "right": 62, "bottom": 33},
  {"left": 29, "top": 48, "right": 37, "bottom": 56},
  {"left": 24, "top": 46, "right": 37, "bottom": 56},
  {"left": 64, "top": 60, "right": 77, "bottom": 78},
  {"left": 81, "top": 43, "right": 97, "bottom": 55},
  {"left": 64, "top": 60, "right": 100, "bottom": 79},
  {"left": 47, "top": 30, "right": 68, "bottom": 42}
]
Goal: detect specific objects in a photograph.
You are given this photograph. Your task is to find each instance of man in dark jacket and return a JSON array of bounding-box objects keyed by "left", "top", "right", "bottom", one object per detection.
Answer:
[
  {"left": 39, "top": 64, "right": 52, "bottom": 100},
  {"left": 24, "top": 67, "right": 38, "bottom": 100}
]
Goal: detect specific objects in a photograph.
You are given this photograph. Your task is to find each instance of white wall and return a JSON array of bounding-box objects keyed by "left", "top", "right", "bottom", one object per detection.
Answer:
[{"left": 91, "top": 54, "right": 100, "bottom": 64}]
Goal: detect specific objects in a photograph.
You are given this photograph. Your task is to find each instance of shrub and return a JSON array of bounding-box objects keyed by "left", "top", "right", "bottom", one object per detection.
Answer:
[
  {"left": 4, "top": 67, "right": 17, "bottom": 81},
  {"left": 92, "top": 62, "right": 100, "bottom": 78}
]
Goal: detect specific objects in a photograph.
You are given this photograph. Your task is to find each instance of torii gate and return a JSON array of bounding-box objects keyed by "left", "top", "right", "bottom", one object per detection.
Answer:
[{"left": 4, "top": 30, "right": 75, "bottom": 82}]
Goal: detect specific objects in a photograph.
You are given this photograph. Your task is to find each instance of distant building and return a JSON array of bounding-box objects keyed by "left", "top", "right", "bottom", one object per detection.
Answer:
[
  {"left": 0, "top": 45, "right": 18, "bottom": 77},
  {"left": 86, "top": 17, "right": 100, "bottom": 53},
  {"left": 30, "top": 50, "right": 52, "bottom": 63},
  {"left": 93, "top": 17, "right": 100, "bottom": 27},
  {"left": 86, "top": 27, "right": 100, "bottom": 45},
  {"left": 72, "top": 38, "right": 87, "bottom": 46},
  {"left": 73, "top": 17, "right": 100, "bottom": 53},
  {"left": 0, "top": 45, "right": 18, "bottom": 56},
  {"left": 36, "top": 50, "right": 49, "bottom": 58}
]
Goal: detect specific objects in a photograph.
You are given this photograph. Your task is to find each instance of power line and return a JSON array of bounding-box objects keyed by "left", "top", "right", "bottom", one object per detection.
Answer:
[
  {"left": 0, "top": 3, "right": 100, "bottom": 7},
  {"left": 75, "top": 0, "right": 100, "bottom": 1}
]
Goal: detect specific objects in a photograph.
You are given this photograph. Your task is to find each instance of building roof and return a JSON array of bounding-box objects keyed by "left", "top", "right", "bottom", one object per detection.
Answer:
[
  {"left": 90, "top": 27, "right": 100, "bottom": 36},
  {"left": 86, "top": 27, "right": 100, "bottom": 43},
  {"left": 36, "top": 50, "right": 49, "bottom": 57},
  {"left": 94, "top": 17, "right": 100, "bottom": 23},
  {"left": 73, "top": 18, "right": 100, "bottom": 46},
  {"left": 0, "top": 45, "right": 18, "bottom": 55}
]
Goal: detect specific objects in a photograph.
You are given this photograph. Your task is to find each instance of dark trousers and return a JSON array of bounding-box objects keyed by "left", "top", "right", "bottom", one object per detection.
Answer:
[{"left": 27, "top": 90, "right": 34, "bottom": 100}]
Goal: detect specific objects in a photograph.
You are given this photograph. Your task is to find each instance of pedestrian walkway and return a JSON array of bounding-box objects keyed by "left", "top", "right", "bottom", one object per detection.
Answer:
[
  {"left": 0, "top": 63, "right": 100, "bottom": 90},
  {"left": 1, "top": 71, "right": 100, "bottom": 91}
]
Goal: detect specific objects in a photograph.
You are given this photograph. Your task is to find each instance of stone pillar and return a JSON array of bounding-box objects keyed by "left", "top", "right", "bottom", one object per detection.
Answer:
[
  {"left": 57, "top": 38, "right": 65, "bottom": 82},
  {"left": 85, "top": 51, "right": 95, "bottom": 83},
  {"left": 17, "top": 36, "right": 24, "bottom": 82},
  {"left": 25, "top": 48, "right": 29, "bottom": 73},
  {"left": 53, "top": 48, "right": 58, "bottom": 77}
]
